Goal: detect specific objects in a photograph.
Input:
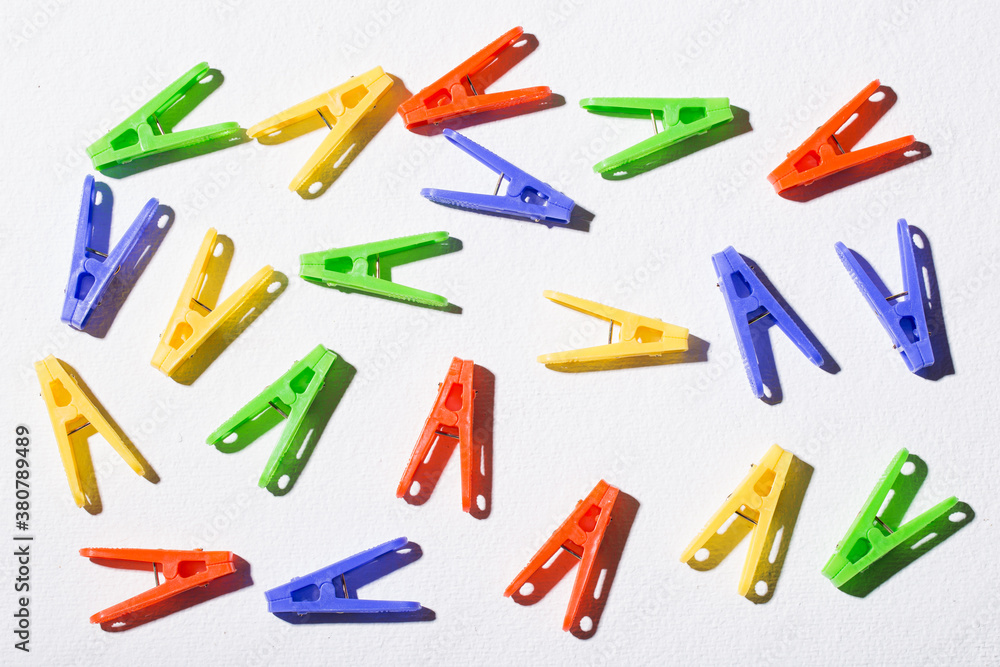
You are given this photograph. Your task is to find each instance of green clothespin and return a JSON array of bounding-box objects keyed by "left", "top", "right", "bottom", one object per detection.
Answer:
[
  {"left": 821, "top": 448, "right": 960, "bottom": 588},
  {"left": 207, "top": 345, "right": 337, "bottom": 495},
  {"left": 87, "top": 62, "right": 243, "bottom": 170},
  {"left": 299, "top": 232, "right": 452, "bottom": 308},
  {"left": 579, "top": 97, "right": 733, "bottom": 174}
]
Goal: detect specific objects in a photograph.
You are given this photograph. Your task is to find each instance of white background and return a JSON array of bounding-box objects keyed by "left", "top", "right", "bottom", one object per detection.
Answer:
[{"left": 2, "top": 1, "right": 999, "bottom": 665}]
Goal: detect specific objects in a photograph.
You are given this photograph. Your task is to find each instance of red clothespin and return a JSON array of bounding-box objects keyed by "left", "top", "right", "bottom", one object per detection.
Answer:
[
  {"left": 504, "top": 480, "right": 619, "bottom": 631},
  {"left": 397, "top": 357, "right": 475, "bottom": 511},
  {"left": 80, "top": 548, "right": 236, "bottom": 625},
  {"left": 397, "top": 26, "right": 551, "bottom": 130},
  {"left": 767, "top": 79, "right": 916, "bottom": 195}
]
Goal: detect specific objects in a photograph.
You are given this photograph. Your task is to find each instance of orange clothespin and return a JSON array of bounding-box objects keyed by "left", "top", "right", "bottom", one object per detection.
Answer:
[
  {"left": 767, "top": 80, "right": 916, "bottom": 195},
  {"left": 397, "top": 26, "right": 550, "bottom": 130},
  {"left": 80, "top": 548, "right": 236, "bottom": 626},
  {"left": 397, "top": 357, "right": 475, "bottom": 511},
  {"left": 504, "top": 480, "right": 619, "bottom": 632}
]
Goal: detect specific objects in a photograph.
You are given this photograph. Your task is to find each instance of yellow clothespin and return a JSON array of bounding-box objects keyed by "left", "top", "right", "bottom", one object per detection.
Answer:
[
  {"left": 537, "top": 290, "right": 689, "bottom": 367},
  {"left": 34, "top": 356, "right": 151, "bottom": 507},
  {"left": 247, "top": 66, "right": 393, "bottom": 191},
  {"left": 680, "top": 445, "right": 793, "bottom": 597},
  {"left": 151, "top": 228, "right": 274, "bottom": 378}
]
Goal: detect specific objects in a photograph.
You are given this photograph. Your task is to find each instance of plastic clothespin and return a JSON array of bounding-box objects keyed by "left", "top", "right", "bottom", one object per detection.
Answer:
[
  {"left": 62, "top": 175, "right": 160, "bottom": 330},
  {"left": 579, "top": 97, "right": 733, "bottom": 174},
  {"left": 35, "top": 355, "right": 148, "bottom": 508},
  {"left": 821, "top": 449, "right": 960, "bottom": 588},
  {"left": 421, "top": 129, "right": 575, "bottom": 224},
  {"left": 538, "top": 291, "right": 689, "bottom": 367},
  {"left": 768, "top": 80, "right": 915, "bottom": 195},
  {"left": 80, "top": 548, "right": 236, "bottom": 625},
  {"left": 87, "top": 62, "right": 242, "bottom": 170},
  {"left": 151, "top": 228, "right": 275, "bottom": 378},
  {"left": 504, "top": 480, "right": 619, "bottom": 631},
  {"left": 265, "top": 537, "right": 421, "bottom": 614},
  {"left": 397, "top": 26, "right": 550, "bottom": 130},
  {"left": 300, "top": 232, "right": 452, "bottom": 308},
  {"left": 836, "top": 219, "right": 933, "bottom": 372},
  {"left": 247, "top": 67, "right": 393, "bottom": 191},
  {"left": 712, "top": 246, "right": 823, "bottom": 398},
  {"left": 397, "top": 358, "right": 475, "bottom": 511},
  {"left": 206, "top": 344, "right": 337, "bottom": 493},
  {"left": 680, "top": 445, "right": 793, "bottom": 596}
]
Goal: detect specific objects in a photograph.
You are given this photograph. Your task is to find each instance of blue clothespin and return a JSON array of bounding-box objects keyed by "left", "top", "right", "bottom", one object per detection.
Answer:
[
  {"left": 421, "top": 128, "right": 575, "bottom": 224},
  {"left": 835, "top": 220, "right": 933, "bottom": 372},
  {"left": 712, "top": 246, "right": 823, "bottom": 397},
  {"left": 62, "top": 175, "right": 159, "bottom": 330},
  {"left": 265, "top": 537, "right": 421, "bottom": 615}
]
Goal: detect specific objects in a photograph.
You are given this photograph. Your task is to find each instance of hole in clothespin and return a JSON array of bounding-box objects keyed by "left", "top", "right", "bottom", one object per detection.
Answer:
[
  {"left": 409, "top": 480, "right": 421, "bottom": 496},
  {"left": 278, "top": 474, "right": 290, "bottom": 490},
  {"left": 754, "top": 580, "right": 768, "bottom": 596},
  {"left": 213, "top": 243, "right": 225, "bottom": 257},
  {"left": 837, "top": 113, "right": 859, "bottom": 135},
  {"left": 476, "top": 494, "right": 486, "bottom": 511},
  {"left": 694, "top": 548, "right": 710, "bottom": 562},
  {"left": 900, "top": 461, "right": 916, "bottom": 476},
  {"left": 223, "top": 432, "right": 238, "bottom": 444},
  {"left": 911, "top": 533, "right": 937, "bottom": 550},
  {"left": 308, "top": 182, "right": 322, "bottom": 195},
  {"left": 200, "top": 74, "right": 214, "bottom": 84},
  {"left": 877, "top": 489, "right": 896, "bottom": 516},
  {"left": 157, "top": 214, "right": 169, "bottom": 229},
  {"left": 94, "top": 190, "right": 103, "bottom": 206},
  {"left": 868, "top": 91, "right": 886, "bottom": 103},
  {"left": 267, "top": 281, "right": 281, "bottom": 294},
  {"left": 949, "top": 511, "right": 967, "bottom": 523},
  {"left": 518, "top": 582, "right": 534, "bottom": 596},
  {"left": 579, "top": 616, "right": 593, "bottom": 632},
  {"left": 593, "top": 568, "right": 608, "bottom": 600},
  {"left": 903, "top": 150, "right": 920, "bottom": 158},
  {"left": 768, "top": 527, "right": 784, "bottom": 564}
]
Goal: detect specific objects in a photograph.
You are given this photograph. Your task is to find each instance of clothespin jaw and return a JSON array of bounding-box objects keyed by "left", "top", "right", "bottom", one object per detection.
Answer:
[
  {"left": 86, "top": 62, "right": 243, "bottom": 170},
  {"left": 34, "top": 356, "right": 147, "bottom": 508},
  {"left": 151, "top": 228, "right": 275, "bottom": 377},
  {"left": 265, "top": 537, "right": 421, "bottom": 614},
  {"left": 62, "top": 176, "right": 160, "bottom": 330},
  {"left": 821, "top": 449, "right": 959, "bottom": 588},
  {"left": 712, "top": 246, "right": 823, "bottom": 398},
  {"left": 504, "top": 480, "right": 619, "bottom": 631},
  {"left": 299, "top": 232, "right": 452, "bottom": 308},
  {"left": 397, "top": 358, "right": 476, "bottom": 511},
  {"left": 421, "top": 129, "right": 575, "bottom": 224},
  {"left": 680, "top": 445, "right": 793, "bottom": 596},
  {"left": 397, "top": 26, "right": 551, "bottom": 129},
  {"left": 247, "top": 67, "right": 393, "bottom": 191},
  {"left": 580, "top": 97, "right": 733, "bottom": 174},
  {"left": 80, "top": 548, "right": 236, "bottom": 625},
  {"left": 767, "top": 80, "right": 915, "bottom": 194},
  {"left": 537, "top": 291, "right": 689, "bottom": 366},
  {"left": 835, "top": 219, "right": 933, "bottom": 372},
  {"left": 206, "top": 344, "right": 337, "bottom": 491}
]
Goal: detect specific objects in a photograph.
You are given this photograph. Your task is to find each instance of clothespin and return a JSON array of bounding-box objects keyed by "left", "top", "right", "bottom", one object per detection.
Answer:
[
  {"left": 265, "top": 537, "right": 421, "bottom": 614},
  {"left": 87, "top": 62, "right": 242, "bottom": 170},
  {"left": 206, "top": 345, "right": 337, "bottom": 493},
  {"left": 397, "top": 358, "right": 475, "bottom": 511},
  {"left": 80, "top": 548, "right": 236, "bottom": 625},
  {"left": 579, "top": 97, "right": 733, "bottom": 174},
  {"left": 538, "top": 291, "right": 689, "bottom": 367},
  {"left": 300, "top": 232, "right": 452, "bottom": 308},
  {"left": 712, "top": 246, "right": 823, "bottom": 398},
  {"left": 768, "top": 80, "right": 915, "bottom": 195},
  {"left": 680, "top": 445, "right": 793, "bottom": 596},
  {"left": 397, "top": 26, "right": 550, "bottom": 130},
  {"left": 421, "top": 129, "right": 575, "bottom": 224},
  {"left": 821, "top": 449, "right": 960, "bottom": 588},
  {"left": 62, "top": 176, "right": 160, "bottom": 330},
  {"left": 151, "top": 228, "right": 275, "bottom": 378},
  {"left": 504, "top": 480, "right": 620, "bottom": 631},
  {"left": 35, "top": 355, "right": 150, "bottom": 508},
  {"left": 835, "top": 219, "right": 933, "bottom": 372},
  {"left": 247, "top": 67, "right": 393, "bottom": 191}
]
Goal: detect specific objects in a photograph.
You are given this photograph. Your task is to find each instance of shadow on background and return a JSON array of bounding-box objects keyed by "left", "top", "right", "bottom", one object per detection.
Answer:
[
  {"left": 273, "top": 541, "right": 434, "bottom": 624},
  {"left": 909, "top": 226, "right": 955, "bottom": 380},
  {"left": 83, "top": 205, "right": 174, "bottom": 338},
  {"left": 777, "top": 85, "right": 929, "bottom": 202},
  {"left": 739, "top": 253, "right": 839, "bottom": 404},
  {"left": 407, "top": 34, "right": 561, "bottom": 136},
  {"left": 508, "top": 492, "right": 639, "bottom": 640},
  {"left": 58, "top": 359, "right": 159, "bottom": 515},
  {"left": 97, "top": 555, "right": 253, "bottom": 631},
  {"left": 600, "top": 105, "right": 752, "bottom": 180}
]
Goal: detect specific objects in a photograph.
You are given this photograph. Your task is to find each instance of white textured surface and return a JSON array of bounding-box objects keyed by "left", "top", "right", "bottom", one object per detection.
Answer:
[{"left": 2, "top": 1, "right": 999, "bottom": 665}]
